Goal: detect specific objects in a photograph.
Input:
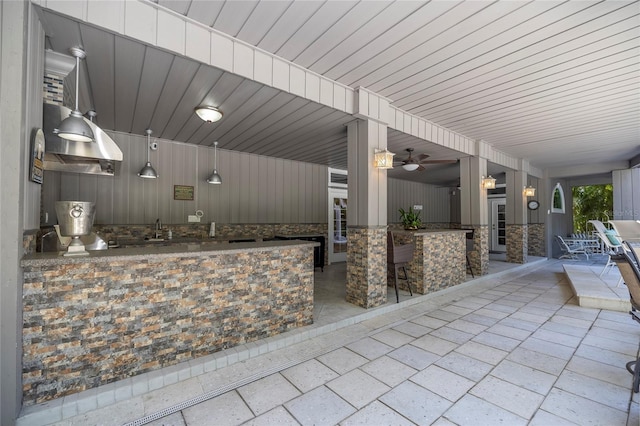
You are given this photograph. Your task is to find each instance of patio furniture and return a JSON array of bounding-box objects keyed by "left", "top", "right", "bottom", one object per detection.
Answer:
[
  {"left": 611, "top": 245, "right": 640, "bottom": 392},
  {"left": 463, "top": 228, "right": 475, "bottom": 278},
  {"left": 609, "top": 220, "right": 640, "bottom": 243},
  {"left": 589, "top": 220, "right": 624, "bottom": 276},
  {"left": 387, "top": 231, "right": 414, "bottom": 303},
  {"left": 555, "top": 235, "right": 589, "bottom": 260}
]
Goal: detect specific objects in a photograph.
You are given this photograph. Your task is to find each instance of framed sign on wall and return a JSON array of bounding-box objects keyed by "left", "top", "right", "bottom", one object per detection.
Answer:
[{"left": 174, "top": 185, "right": 194, "bottom": 201}]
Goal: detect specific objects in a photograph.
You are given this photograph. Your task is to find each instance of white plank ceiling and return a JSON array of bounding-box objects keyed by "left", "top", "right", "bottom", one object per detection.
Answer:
[{"left": 38, "top": 0, "right": 639, "bottom": 184}]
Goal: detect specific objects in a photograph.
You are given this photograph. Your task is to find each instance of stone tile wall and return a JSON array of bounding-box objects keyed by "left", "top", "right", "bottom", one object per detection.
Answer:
[
  {"left": 43, "top": 74, "right": 64, "bottom": 105},
  {"left": 21, "top": 244, "right": 314, "bottom": 405},
  {"left": 506, "top": 224, "right": 528, "bottom": 264},
  {"left": 528, "top": 223, "right": 546, "bottom": 257},
  {"left": 466, "top": 226, "right": 489, "bottom": 276},
  {"left": 392, "top": 230, "right": 466, "bottom": 294},
  {"left": 23, "top": 230, "right": 37, "bottom": 255},
  {"left": 346, "top": 226, "right": 387, "bottom": 308}
]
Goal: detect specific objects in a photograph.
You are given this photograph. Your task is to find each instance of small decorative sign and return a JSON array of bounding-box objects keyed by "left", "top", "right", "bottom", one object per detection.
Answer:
[
  {"left": 174, "top": 185, "right": 194, "bottom": 201},
  {"left": 30, "top": 129, "right": 45, "bottom": 184}
]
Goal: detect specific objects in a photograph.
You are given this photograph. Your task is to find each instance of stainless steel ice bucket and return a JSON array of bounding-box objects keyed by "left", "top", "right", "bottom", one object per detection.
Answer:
[{"left": 55, "top": 201, "right": 96, "bottom": 236}]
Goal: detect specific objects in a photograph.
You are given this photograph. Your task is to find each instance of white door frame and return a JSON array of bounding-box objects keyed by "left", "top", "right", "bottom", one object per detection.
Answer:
[
  {"left": 490, "top": 198, "right": 507, "bottom": 252},
  {"left": 328, "top": 187, "right": 348, "bottom": 264}
]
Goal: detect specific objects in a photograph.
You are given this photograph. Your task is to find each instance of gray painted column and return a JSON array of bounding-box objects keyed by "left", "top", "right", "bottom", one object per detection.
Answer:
[
  {"left": 1, "top": 1, "right": 28, "bottom": 423},
  {"left": 346, "top": 119, "right": 389, "bottom": 308},
  {"left": 460, "top": 156, "right": 489, "bottom": 275},
  {"left": 505, "top": 170, "right": 528, "bottom": 263}
]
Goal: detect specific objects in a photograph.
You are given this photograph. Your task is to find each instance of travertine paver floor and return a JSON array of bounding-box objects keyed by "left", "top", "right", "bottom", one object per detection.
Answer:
[{"left": 35, "top": 259, "right": 640, "bottom": 425}]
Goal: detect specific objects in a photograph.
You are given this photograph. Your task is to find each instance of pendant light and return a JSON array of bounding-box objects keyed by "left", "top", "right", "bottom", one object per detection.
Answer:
[
  {"left": 53, "top": 47, "right": 94, "bottom": 142},
  {"left": 195, "top": 106, "right": 223, "bottom": 123},
  {"left": 207, "top": 141, "right": 222, "bottom": 184},
  {"left": 138, "top": 129, "right": 158, "bottom": 179}
]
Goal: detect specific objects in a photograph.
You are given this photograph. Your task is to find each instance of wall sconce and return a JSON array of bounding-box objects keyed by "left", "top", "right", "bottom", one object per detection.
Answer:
[
  {"left": 374, "top": 148, "right": 395, "bottom": 169},
  {"left": 195, "top": 106, "right": 223, "bottom": 123},
  {"left": 138, "top": 129, "right": 158, "bottom": 179},
  {"left": 481, "top": 175, "right": 496, "bottom": 189},
  {"left": 523, "top": 185, "right": 536, "bottom": 197},
  {"left": 207, "top": 141, "right": 222, "bottom": 184}
]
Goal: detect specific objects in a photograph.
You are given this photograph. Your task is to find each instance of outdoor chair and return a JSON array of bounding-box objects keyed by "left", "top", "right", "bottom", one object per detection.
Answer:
[
  {"left": 555, "top": 235, "right": 589, "bottom": 260},
  {"left": 387, "top": 231, "right": 414, "bottom": 303},
  {"left": 612, "top": 244, "right": 640, "bottom": 393},
  {"left": 463, "top": 228, "right": 475, "bottom": 278},
  {"left": 589, "top": 220, "right": 623, "bottom": 276}
]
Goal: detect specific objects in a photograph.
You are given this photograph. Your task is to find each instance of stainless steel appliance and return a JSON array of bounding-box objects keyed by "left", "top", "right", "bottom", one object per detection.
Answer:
[{"left": 55, "top": 201, "right": 96, "bottom": 256}]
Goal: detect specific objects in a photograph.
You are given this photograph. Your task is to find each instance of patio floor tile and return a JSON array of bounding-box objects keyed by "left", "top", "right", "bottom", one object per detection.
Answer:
[
  {"left": 345, "top": 337, "right": 394, "bottom": 360},
  {"left": 340, "top": 401, "right": 414, "bottom": 426},
  {"left": 454, "top": 340, "right": 508, "bottom": 365},
  {"left": 379, "top": 381, "right": 452, "bottom": 425},
  {"left": 237, "top": 373, "right": 300, "bottom": 416},
  {"left": 182, "top": 391, "right": 253, "bottom": 426},
  {"left": 281, "top": 359, "right": 339, "bottom": 393},
  {"left": 519, "top": 337, "right": 576, "bottom": 360},
  {"left": 434, "top": 352, "right": 493, "bottom": 382},
  {"left": 410, "top": 365, "right": 475, "bottom": 402},
  {"left": 359, "top": 355, "right": 418, "bottom": 388},
  {"left": 554, "top": 370, "right": 630, "bottom": 412},
  {"left": 387, "top": 344, "right": 440, "bottom": 370},
  {"left": 326, "top": 369, "right": 390, "bottom": 409},
  {"left": 370, "top": 329, "right": 415, "bottom": 348},
  {"left": 243, "top": 406, "right": 299, "bottom": 426},
  {"left": 317, "top": 347, "right": 368, "bottom": 375},
  {"left": 506, "top": 347, "right": 568, "bottom": 375},
  {"left": 409, "top": 315, "right": 448, "bottom": 329},
  {"left": 565, "top": 355, "right": 632, "bottom": 387},
  {"left": 540, "top": 388, "right": 628, "bottom": 425},
  {"left": 430, "top": 326, "right": 475, "bottom": 345},
  {"left": 470, "top": 375, "right": 545, "bottom": 419},
  {"left": 490, "top": 359, "right": 557, "bottom": 395},
  {"left": 285, "top": 386, "right": 355, "bottom": 426},
  {"left": 471, "top": 331, "right": 521, "bottom": 352},
  {"left": 410, "top": 334, "right": 458, "bottom": 356},
  {"left": 443, "top": 394, "right": 527, "bottom": 426}
]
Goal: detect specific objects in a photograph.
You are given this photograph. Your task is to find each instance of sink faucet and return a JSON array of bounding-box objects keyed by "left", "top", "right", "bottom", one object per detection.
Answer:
[{"left": 155, "top": 218, "right": 162, "bottom": 239}]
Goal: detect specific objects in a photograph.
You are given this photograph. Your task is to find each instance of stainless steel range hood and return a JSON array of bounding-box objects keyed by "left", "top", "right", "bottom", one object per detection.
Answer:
[{"left": 42, "top": 103, "right": 123, "bottom": 176}]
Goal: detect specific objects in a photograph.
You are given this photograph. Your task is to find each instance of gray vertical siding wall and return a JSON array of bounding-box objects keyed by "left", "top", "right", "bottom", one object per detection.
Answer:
[
  {"left": 42, "top": 131, "right": 329, "bottom": 225},
  {"left": 387, "top": 178, "right": 451, "bottom": 224},
  {"left": 613, "top": 168, "right": 640, "bottom": 220}
]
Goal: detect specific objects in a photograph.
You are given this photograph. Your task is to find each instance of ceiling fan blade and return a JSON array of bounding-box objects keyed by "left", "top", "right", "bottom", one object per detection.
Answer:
[
  {"left": 420, "top": 159, "right": 458, "bottom": 164},
  {"left": 417, "top": 165, "right": 426, "bottom": 172},
  {"left": 417, "top": 154, "right": 431, "bottom": 161}
]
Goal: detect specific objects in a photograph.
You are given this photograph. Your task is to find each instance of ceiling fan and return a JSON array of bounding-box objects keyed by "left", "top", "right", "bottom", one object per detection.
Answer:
[{"left": 394, "top": 148, "right": 458, "bottom": 171}]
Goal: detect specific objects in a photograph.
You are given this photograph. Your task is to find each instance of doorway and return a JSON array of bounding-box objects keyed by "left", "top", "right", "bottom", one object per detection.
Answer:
[
  {"left": 328, "top": 188, "right": 347, "bottom": 263},
  {"left": 490, "top": 198, "right": 506, "bottom": 252}
]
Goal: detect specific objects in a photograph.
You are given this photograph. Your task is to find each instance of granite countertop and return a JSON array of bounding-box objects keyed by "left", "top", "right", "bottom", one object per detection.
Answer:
[{"left": 22, "top": 239, "right": 319, "bottom": 267}]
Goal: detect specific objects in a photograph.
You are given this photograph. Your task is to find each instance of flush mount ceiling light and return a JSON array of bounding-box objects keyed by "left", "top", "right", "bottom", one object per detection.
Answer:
[
  {"left": 482, "top": 175, "right": 496, "bottom": 190},
  {"left": 138, "top": 129, "right": 158, "bottom": 179},
  {"left": 195, "top": 106, "right": 223, "bottom": 123},
  {"left": 374, "top": 148, "right": 395, "bottom": 169},
  {"left": 207, "top": 141, "right": 222, "bottom": 184},
  {"left": 524, "top": 185, "right": 536, "bottom": 197},
  {"left": 54, "top": 47, "right": 94, "bottom": 142}
]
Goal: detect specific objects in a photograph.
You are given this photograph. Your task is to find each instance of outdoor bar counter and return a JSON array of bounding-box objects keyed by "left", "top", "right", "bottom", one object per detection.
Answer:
[
  {"left": 392, "top": 229, "right": 468, "bottom": 294},
  {"left": 21, "top": 240, "right": 316, "bottom": 405}
]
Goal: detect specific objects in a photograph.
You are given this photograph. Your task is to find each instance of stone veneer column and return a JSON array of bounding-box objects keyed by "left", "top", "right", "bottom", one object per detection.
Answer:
[
  {"left": 468, "top": 225, "right": 490, "bottom": 276},
  {"left": 506, "top": 224, "right": 528, "bottom": 263},
  {"left": 528, "top": 223, "right": 546, "bottom": 257},
  {"left": 346, "top": 226, "right": 387, "bottom": 308}
]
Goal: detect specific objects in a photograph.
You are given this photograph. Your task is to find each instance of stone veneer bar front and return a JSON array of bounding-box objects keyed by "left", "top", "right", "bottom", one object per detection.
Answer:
[
  {"left": 20, "top": 240, "right": 316, "bottom": 405},
  {"left": 392, "top": 229, "right": 467, "bottom": 294}
]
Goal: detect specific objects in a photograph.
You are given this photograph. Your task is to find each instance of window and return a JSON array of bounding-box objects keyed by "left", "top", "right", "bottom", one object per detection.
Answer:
[{"left": 551, "top": 183, "right": 565, "bottom": 214}]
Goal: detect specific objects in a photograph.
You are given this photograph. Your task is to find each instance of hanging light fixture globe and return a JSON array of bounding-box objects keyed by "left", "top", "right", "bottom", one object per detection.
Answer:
[
  {"left": 138, "top": 129, "right": 158, "bottom": 179},
  {"left": 207, "top": 141, "right": 222, "bottom": 184},
  {"left": 54, "top": 47, "right": 94, "bottom": 142}
]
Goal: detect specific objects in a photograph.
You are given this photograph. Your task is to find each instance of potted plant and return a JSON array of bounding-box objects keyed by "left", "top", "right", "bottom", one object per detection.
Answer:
[{"left": 399, "top": 207, "right": 422, "bottom": 230}]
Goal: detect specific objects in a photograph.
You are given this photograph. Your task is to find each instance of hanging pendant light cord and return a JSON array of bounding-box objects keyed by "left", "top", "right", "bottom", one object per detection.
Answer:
[{"left": 74, "top": 55, "right": 80, "bottom": 111}]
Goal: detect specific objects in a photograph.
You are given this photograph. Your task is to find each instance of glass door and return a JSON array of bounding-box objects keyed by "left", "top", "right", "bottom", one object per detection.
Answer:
[
  {"left": 491, "top": 199, "right": 507, "bottom": 252},
  {"left": 328, "top": 188, "right": 347, "bottom": 263}
]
